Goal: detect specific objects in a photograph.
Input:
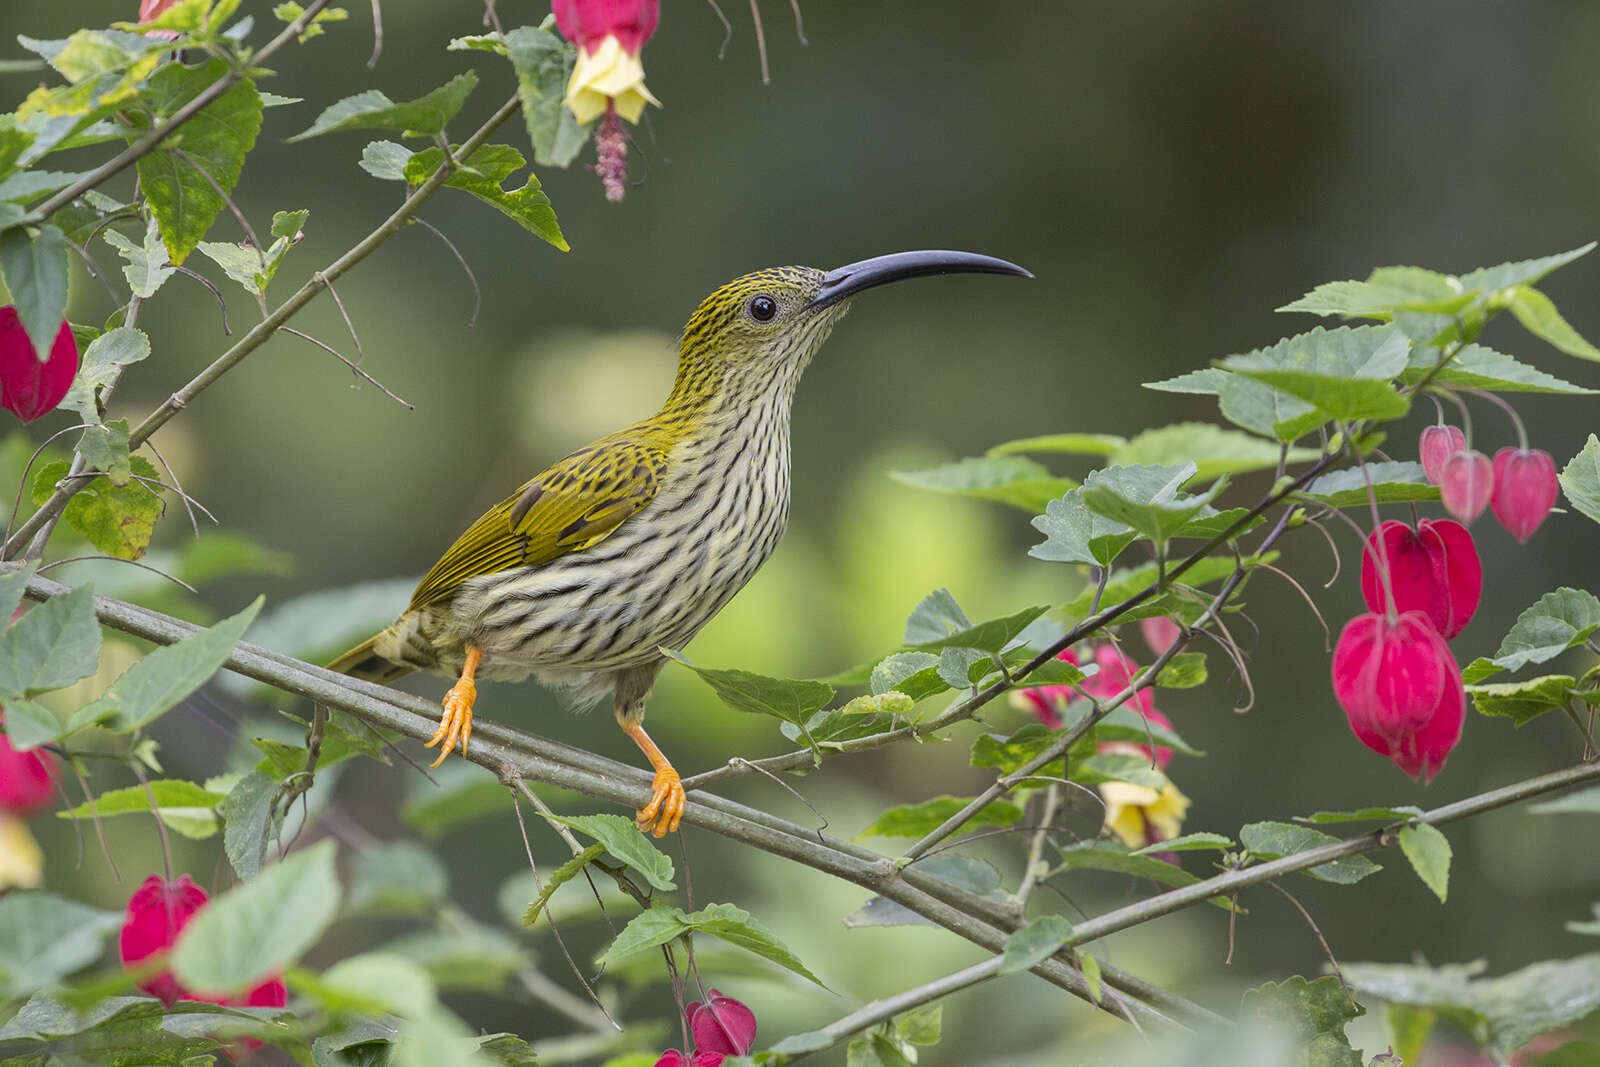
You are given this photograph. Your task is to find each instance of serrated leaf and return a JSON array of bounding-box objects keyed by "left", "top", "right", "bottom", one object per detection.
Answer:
[
  {"left": 848, "top": 1033, "right": 913, "bottom": 1067},
  {"left": 403, "top": 143, "right": 566, "bottom": 250},
  {"left": 358, "top": 139, "right": 412, "bottom": 180},
  {"left": 67, "top": 597, "right": 260, "bottom": 734},
  {"left": 0, "top": 223, "right": 68, "bottom": 359},
  {"left": 1088, "top": 705, "right": 1203, "bottom": 756},
  {"left": 1053, "top": 840, "right": 1232, "bottom": 907},
  {"left": 1154, "top": 651, "right": 1206, "bottom": 688},
  {"left": 0, "top": 562, "right": 40, "bottom": 625},
  {"left": 0, "top": 699, "right": 62, "bottom": 751},
  {"left": 102, "top": 217, "right": 176, "bottom": 298},
  {"left": 889, "top": 456, "right": 1075, "bottom": 513},
  {"left": 1399, "top": 343, "right": 1596, "bottom": 394},
  {"left": 854, "top": 795, "right": 1023, "bottom": 840},
  {"left": 868, "top": 651, "right": 946, "bottom": 701},
  {"left": 1486, "top": 588, "right": 1600, "bottom": 672},
  {"left": 1465, "top": 675, "right": 1575, "bottom": 726},
  {"left": 1239, "top": 821, "right": 1381, "bottom": 884},
  {"left": 520, "top": 843, "right": 605, "bottom": 926},
  {"left": 0, "top": 893, "right": 121, "bottom": 998},
  {"left": 60, "top": 326, "right": 150, "bottom": 421},
  {"left": 971, "top": 722, "right": 1060, "bottom": 775},
  {"left": 548, "top": 812, "right": 675, "bottom": 890},
  {"left": 988, "top": 432, "right": 1127, "bottom": 457},
  {"left": 290, "top": 72, "right": 477, "bottom": 142},
  {"left": 1301, "top": 805, "right": 1422, "bottom": 824},
  {"left": 35, "top": 454, "right": 165, "bottom": 558},
  {"left": 1028, "top": 487, "right": 1137, "bottom": 566},
  {"left": 57, "top": 779, "right": 226, "bottom": 840},
  {"left": 1075, "top": 752, "right": 1167, "bottom": 789},
  {"left": 221, "top": 768, "right": 278, "bottom": 880},
  {"left": 1560, "top": 435, "right": 1600, "bottom": 527},
  {"left": 1529, "top": 786, "right": 1600, "bottom": 815},
  {"left": 272, "top": 1, "right": 349, "bottom": 41},
  {"left": 1110, "top": 423, "right": 1321, "bottom": 479},
  {"left": 1303, "top": 461, "right": 1440, "bottom": 507},
  {"left": 1220, "top": 324, "right": 1412, "bottom": 422},
  {"left": 77, "top": 419, "right": 131, "bottom": 484},
  {"left": 172, "top": 839, "right": 340, "bottom": 994},
  {"left": 1081, "top": 462, "right": 1227, "bottom": 545},
  {"left": 1278, "top": 264, "right": 1469, "bottom": 318},
  {"left": 195, "top": 239, "right": 267, "bottom": 295},
  {"left": 598, "top": 902, "right": 827, "bottom": 987},
  {"left": 505, "top": 24, "right": 588, "bottom": 168},
  {"left": 1239, "top": 975, "right": 1364, "bottom": 1067},
  {"left": 134, "top": 61, "right": 263, "bottom": 265},
  {"left": 894, "top": 1003, "right": 942, "bottom": 1046},
  {"left": 902, "top": 587, "right": 971, "bottom": 644},
  {"left": 1060, "top": 553, "right": 1272, "bottom": 624},
  {"left": 1397, "top": 823, "right": 1450, "bottom": 902},
  {"left": 1132, "top": 831, "right": 1233, "bottom": 854},
  {"left": 998, "top": 914, "right": 1074, "bottom": 975},
  {"left": 1218, "top": 371, "right": 1327, "bottom": 443},
  {"left": 1458, "top": 243, "right": 1596, "bottom": 293},
  {"left": 0, "top": 581, "right": 100, "bottom": 700},
  {"left": 1506, "top": 286, "right": 1600, "bottom": 361},
  {"left": 906, "top": 605, "right": 1048, "bottom": 654},
  {"left": 664, "top": 651, "right": 832, "bottom": 748}
]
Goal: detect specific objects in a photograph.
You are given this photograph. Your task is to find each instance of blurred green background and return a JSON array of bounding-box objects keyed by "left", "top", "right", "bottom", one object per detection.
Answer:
[{"left": 9, "top": 1, "right": 1600, "bottom": 1063}]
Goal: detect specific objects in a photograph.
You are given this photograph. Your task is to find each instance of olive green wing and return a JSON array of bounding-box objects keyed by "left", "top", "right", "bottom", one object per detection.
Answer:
[{"left": 406, "top": 438, "right": 668, "bottom": 612}]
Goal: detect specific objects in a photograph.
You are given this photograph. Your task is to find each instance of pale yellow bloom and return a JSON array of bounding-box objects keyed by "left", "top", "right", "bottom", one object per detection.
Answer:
[
  {"left": 565, "top": 34, "right": 661, "bottom": 125},
  {"left": 0, "top": 814, "right": 44, "bottom": 889},
  {"left": 1100, "top": 779, "right": 1191, "bottom": 849}
]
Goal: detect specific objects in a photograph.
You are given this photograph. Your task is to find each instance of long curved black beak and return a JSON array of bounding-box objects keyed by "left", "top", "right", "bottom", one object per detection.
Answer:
[{"left": 805, "top": 250, "right": 1032, "bottom": 311}]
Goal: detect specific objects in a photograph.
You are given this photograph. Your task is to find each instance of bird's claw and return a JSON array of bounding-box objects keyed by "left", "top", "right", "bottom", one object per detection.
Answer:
[
  {"left": 425, "top": 678, "right": 475, "bottom": 767},
  {"left": 636, "top": 766, "right": 685, "bottom": 837}
]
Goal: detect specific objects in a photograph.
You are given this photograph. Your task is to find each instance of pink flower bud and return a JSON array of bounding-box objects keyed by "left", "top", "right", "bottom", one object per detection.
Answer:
[
  {"left": 120, "top": 874, "right": 210, "bottom": 1007},
  {"left": 1359, "top": 519, "right": 1481, "bottom": 640},
  {"left": 1438, "top": 449, "right": 1494, "bottom": 524},
  {"left": 551, "top": 0, "right": 660, "bottom": 55},
  {"left": 0, "top": 308, "right": 78, "bottom": 424},
  {"left": 1331, "top": 611, "right": 1463, "bottom": 781},
  {"left": 139, "top": 0, "right": 182, "bottom": 20},
  {"left": 1418, "top": 425, "right": 1467, "bottom": 484},
  {"left": 1489, "top": 447, "right": 1559, "bottom": 543},
  {"left": 1140, "top": 616, "right": 1181, "bottom": 657},
  {"left": 652, "top": 1054, "right": 688, "bottom": 1067},
  {"left": 0, "top": 723, "right": 56, "bottom": 815},
  {"left": 687, "top": 989, "right": 757, "bottom": 1057}
]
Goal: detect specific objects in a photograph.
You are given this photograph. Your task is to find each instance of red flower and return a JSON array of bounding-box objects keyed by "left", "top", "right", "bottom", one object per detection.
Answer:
[
  {"left": 1438, "top": 449, "right": 1494, "bottom": 524},
  {"left": 1359, "top": 519, "right": 1481, "bottom": 640},
  {"left": 688, "top": 989, "right": 757, "bottom": 1057},
  {"left": 552, "top": 0, "right": 660, "bottom": 55},
  {"left": 1419, "top": 424, "right": 1467, "bottom": 485},
  {"left": 1490, "top": 447, "right": 1558, "bottom": 543},
  {"left": 1331, "top": 611, "right": 1463, "bottom": 781},
  {"left": 0, "top": 727, "right": 56, "bottom": 815},
  {"left": 119, "top": 874, "right": 287, "bottom": 1010},
  {"left": 0, "top": 308, "right": 78, "bottom": 423},
  {"left": 1140, "top": 616, "right": 1180, "bottom": 657}
]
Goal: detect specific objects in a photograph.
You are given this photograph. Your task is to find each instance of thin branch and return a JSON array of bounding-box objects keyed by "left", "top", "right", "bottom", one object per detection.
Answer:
[
  {"left": 366, "top": 0, "right": 384, "bottom": 67},
  {"left": 704, "top": 0, "right": 733, "bottom": 59},
  {"left": 747, "top": 0, "right": 771, "bottom": 83},
  {"left": 1266, "top": 880, "right": 1352, "bottom": 1007},
  {"left": 314, "top": 272, "right": 364, "bottom": 361},
  {"left": 1015, "top": 785, "right": 1060, "bottom": 906},
  {"left": 410, "top": 217, "right": 481, "bottom": 327},
  {"left": 280, "top": 328, "right": 412, "bottom": 408},
  {"left": 143, "top": 438, "right": 204, "bottom": 539},
  {"left": 37, "top": 555, "right": 197, "bottom": 594},
  {"left": 127, "top": 759, "right": 173, "bottom": 883},
  {"left": 171, "top": 265, "right": 233, "bottom": 335}
]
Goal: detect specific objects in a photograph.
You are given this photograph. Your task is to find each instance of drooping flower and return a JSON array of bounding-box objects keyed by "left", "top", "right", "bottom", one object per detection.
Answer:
[
  {"left": 1140, "top": 616, "right": 1181, "bottom": 658},
  {"left": 120, "top": 874, "right": 287, "bottom": 1010},
  {"left": 1100, "top": 779, "right": 1190, "bottom": 849},
  {"left": 1418, "top": 424, "right": 1467, "bottom": 485},
  {"left": 687, "top": 989, "right": 757, "bottom": 1058},
  {"left": 1490, "top": 447, "right": 1559, "bottom": 543},
  {"left": 0, "top": 727, "right": 56, "bottom": 815},
  {"left": 0, "top": 307, "right": 78, "bottom": 423},
  {"left": 1331, "top": 611, "right": 1463, "bottom": 781},
  {"left": 138, "top": 0, "right": 182, "bottom": 19},
  {"left": 1359, "top": 519, "right": 1481, "bottom": 640},
  {"left": 552, "top": 0, "right": 661, "bottom": 201},
  {"left": 1438, "top": 449, "right": 1494, "bottom": 524}
]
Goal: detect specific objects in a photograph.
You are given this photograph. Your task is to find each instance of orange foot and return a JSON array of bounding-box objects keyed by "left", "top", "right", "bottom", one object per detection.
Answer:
[
  {"left": 637, "top": 765, "right": 685, "bottom": 837},
  {"left": 425, "top": 646, "right": 481, "bottom": 767}
]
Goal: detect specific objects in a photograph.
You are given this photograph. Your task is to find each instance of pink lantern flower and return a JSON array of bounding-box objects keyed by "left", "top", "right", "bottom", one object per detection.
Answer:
[
  {"left": 1419, "top": 424, "right": 1467, "bottom": 485},
  {"left": 1490, "top": 447, "right": 1559, "bottom": 543},
  {"left": 1438, "top": 449, "right": 1494, "bottom": 524},
  {"left": 120, "top": 874, "right": 288, "bottom": 1010},
  {"left": 687, "top": 989, "right": 757, "bottom": 1057},
  {"left": 551, "top": 0, "right": 661, "bottom": 201},
  {"left": 1331, "top": 611, "right": 1463, "bottom": 781},
  {"left": 0, "top": 308, "right": 78, "bottom": 423},
  {"left": 138, "top": 0, "right": 182, "bottom": 19},
  {"left": 1359, "top": 519, "right": 1481, "bottom": 640},
  {"left": 1140, "top": 616, "right": 1181, "bottom": 657},
  {"left": 0, "top": 725, "right": 56, "bottom": 815}
]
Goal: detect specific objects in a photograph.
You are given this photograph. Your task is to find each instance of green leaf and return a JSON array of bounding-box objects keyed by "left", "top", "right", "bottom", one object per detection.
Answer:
[
  {"left": 403, "top": 143, "right": 567, "bottom": 251},
  {"left": 1301, "top": 805, "right": 1422, "bottom": 824},
  {"left": 971, "top": 722, "right": 1060, "bottom": 775},
  {"left": 1465, "top": 675, "right": 1575, "bottom": 726},
  {"left": 847, "top": 1033, "right": 913, "bottom": 1067},
  {"left": 1279, "top": 264, "right": 1470, "bottom": 317},
  {"left": 548, "top": 812, "right": 676, "bottom": 890},
  {"left": 0, "top": 699, "right": 63, "bottom": 751},
  {"left": 1485, "top": 588, "right": 1600, "bottom": 673},
  {"left": 1028, "top": 487, "right": 1138, "bottom": 566},
  {"left": 358, "top": 138, "right": 413, "bottom": 180},
  {"left": 1538, "top": 1042, "right": 1600, "bottom": 1067},
  {"left": 68, "top": 597, "right": 261, "bottom": 734},
  {"left": 599, "top": 902, "right": 827, "bottom": 988},
  {"left": 0, "top": 223, "right": 68, "bottom": 359},
  {"left": 134, "top": 61, "right": 263, "bottom": 265},
  {"left": 60, "top": 326, "right": 150, "bottom": 422},
  {"left": 1239, "top": 975, "right": 1364, "bottom": 1067},
  {"left": 102, "top": 217, "right": 175, "bottom": 298},
  {"left": 1154, "top": 652, "right": 1207, "bottom": 689},
  {"left": 889, "top": 456, "right": 1075, "bottom": 513},
  {"left": 1110, "top": 423, "right": 1321, "bottom": 479},
  {"left": 1053, "top": 840, "right": 1232, "bottom": 907},
  {"left": 0, "top": 892, "right": 121, "bottom": 998},
  {"left": 855, "top": 794, "right": 1023, "bottom": 840},
  {"left": 343, "top": 841, "right": 448, "bottom": 918},
  {"left": 33, "top": 454, "right": 166, "bottom": 558},
  {"left": 1399, "top": 343, "right": 1596, "bottom": 394},
  {"left": 998, "top": 914, "right": 1074, "bottom": 975},
  {"left": 1238, "top": 821, "right": 1382, "bottom": 884},
  {"left": 221, "top": 768, "right": 279, "bottom": 880},
  {"left": 0, "top": 561, "right": 40, "bottom": 623},
  {"left": 868, "top": 651, "right": 946, "bottom": 701},
  {"left": 1217, "top": 372, "right": 1328, "bottom": 443},
  {"left": 195, "top": 239, "right": 268, "bottom": 295},
  {"left": 1384, "top": 1003, "right": 1437, "bottom": 1066},
  {"left": 76, "top": 419, "right": 131, "bottom": 484},
  {"left": 894, "top": 1004, "right": 943, "bottom": 1047},
  {"left": 1133, "top": 832, "right": 1233, "bottom": 854},
  {"left": 988, "top": 432, "right": 1127, "bottom": 457},
  {"left": 1529, "top": 786, "right": 1600, "bottom": 815},
  {"left": 1397, "top": 823, "right": 1450, "bottom": 902},
  {"left": 172, "top": 839, "right": 340, "bottom": 994},
  {"left": 1089, "top": 705, "right": 1203, "bottom": 757},
  {"left": 1457, "top": 244, "right": 1596, "bottom": 292},
  {"left": 57, "top": 779, "right": 227, "bottom": 840},
  {"left": 665, "top": 649, "right": 832, "bottom": 750},
  {"left": 0, "top": 581, "right": 100, "bottom": 700},
  {"left": 846, "top": 854, "right": 1005, "bottom": 928},
  {"left": 1559, "top": 435, "right": 1600, "bottom": 527},
  {"left": 291, "top": 73, "right": 477, "bottom": 142},
  {"left": 520, "top": 843, "right": 606, "bottom": 926},
  {"left": 906, "top": 605, "right": 1048, "bottom": 654},
  {"left": 1060, "top": 553, "right": 1272, "bottom": 624},
  {"left": 902, "top": 587, "right": 971, "bottom": 643},
  {"left": 1074, "top": 752, "right": 1167, "bottom": 790},
  {"left": 505, "top": 25, "right": 588, "bottom": 167},
  {"left": 1220, "top": 324, "right": 1412, "bottom": 422},
  {"left": 1302, "top": 461, "right": 1440, "bottom": 507},
  {"left": 1081, "top": 462, "right": 1226, "bottom": 545},
  {"left": 272, "top": 2, "right": 349, "bottom": 41},
  {"left": 1506, "top": 286, "right": 1600, "bottom": 361}
]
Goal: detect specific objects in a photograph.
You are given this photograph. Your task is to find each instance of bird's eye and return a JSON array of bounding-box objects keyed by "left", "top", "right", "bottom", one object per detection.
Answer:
[{"left": 748, "top": 295, "right": 778, "bottom": 322}]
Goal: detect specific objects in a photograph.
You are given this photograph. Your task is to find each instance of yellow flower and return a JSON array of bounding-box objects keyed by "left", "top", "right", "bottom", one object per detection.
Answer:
[
  {"left": 0, "top": 814, "right": 43, "bottom": 889},
  {"left": 1100, "top": 779, "right": 1191, "bottom": 849},
  {"left": 566, "top": 34, "right": 661, "bottom": 125}
]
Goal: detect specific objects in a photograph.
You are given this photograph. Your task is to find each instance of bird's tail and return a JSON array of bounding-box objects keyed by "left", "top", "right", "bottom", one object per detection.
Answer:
[{"left": 326, "top": 634, "right": 414, "bottom": 686}]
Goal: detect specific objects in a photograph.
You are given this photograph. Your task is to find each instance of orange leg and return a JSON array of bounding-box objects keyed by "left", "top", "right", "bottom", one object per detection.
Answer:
[
  {"left": 425, "top": 645, "right": 482, "bottom": 767},
  {"left": 618, "top": 717, "right": 686, "bottom": 837}
]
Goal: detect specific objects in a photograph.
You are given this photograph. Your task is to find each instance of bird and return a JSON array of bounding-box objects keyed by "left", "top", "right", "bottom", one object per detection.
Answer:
[{"left": 329, "top": 250, "right": 1030, "bottom": 835}]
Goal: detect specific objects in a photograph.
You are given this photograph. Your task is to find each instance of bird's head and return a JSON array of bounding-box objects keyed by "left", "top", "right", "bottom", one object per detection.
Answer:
[{"left": 674, "top": 251, "right": 1030, "bottom": 399}]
